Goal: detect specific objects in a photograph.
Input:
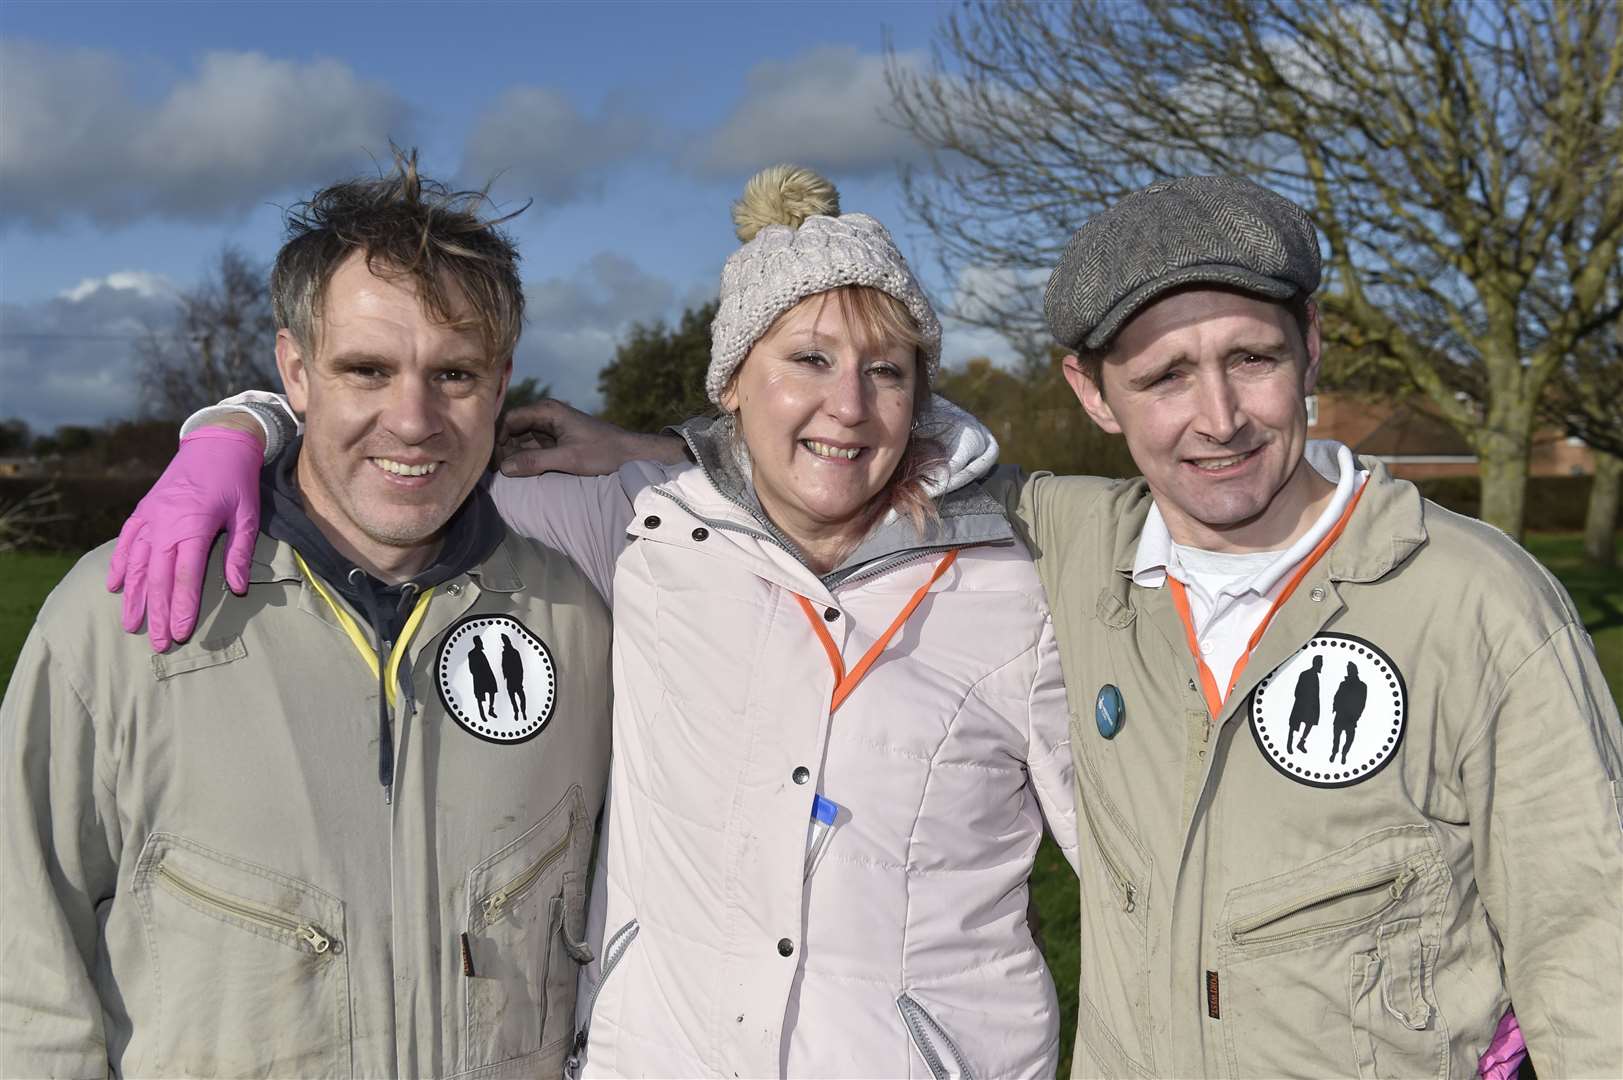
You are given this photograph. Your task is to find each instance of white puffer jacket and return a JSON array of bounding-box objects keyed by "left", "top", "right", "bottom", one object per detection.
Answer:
[{"left": 490, "top": 407, "right": 1078, "bottom": 1079}]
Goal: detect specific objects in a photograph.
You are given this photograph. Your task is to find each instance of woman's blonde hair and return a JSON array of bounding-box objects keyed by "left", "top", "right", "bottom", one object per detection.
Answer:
[{"left": 731, "top": 284, "right": 947, "bottom": 536}]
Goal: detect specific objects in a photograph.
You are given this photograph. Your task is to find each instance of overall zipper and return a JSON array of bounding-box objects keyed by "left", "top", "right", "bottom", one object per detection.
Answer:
[
  {"left": 1080, "top": 793, "right": 1138, "bottom": 914},
  {"left": 478, "top": 830, "right": 571, "bottom": 927},
  {"left": 1230, "top": 865, "right": 1417, "bottom": 947},
  {"left": 155, "top": 863, "right": 335, "bottom": 955}
]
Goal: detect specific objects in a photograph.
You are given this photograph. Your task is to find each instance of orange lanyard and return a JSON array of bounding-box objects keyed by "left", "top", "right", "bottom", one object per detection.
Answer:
[
  {"left": 796, "top": 549, "right": 960, "bottom": 715},
  {"left": 1168, "top": 478, "right": 1369, "bottom": 719}
]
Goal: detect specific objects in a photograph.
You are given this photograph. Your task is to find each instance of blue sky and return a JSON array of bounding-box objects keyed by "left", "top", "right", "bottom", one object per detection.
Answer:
[{"left": 1, "top": 0, "right": 1012, "bottom": 431}]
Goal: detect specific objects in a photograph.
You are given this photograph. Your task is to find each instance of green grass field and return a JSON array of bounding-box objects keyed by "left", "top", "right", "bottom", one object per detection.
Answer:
[
  {"left": 0, "top": 550, "right": 78, "bottom": 683},
  {"left": 1, "top": 534, "right": 1617, "bottom": 1074}
]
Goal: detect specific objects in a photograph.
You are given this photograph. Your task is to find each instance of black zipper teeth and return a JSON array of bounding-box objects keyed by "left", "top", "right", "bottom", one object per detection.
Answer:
[{"left": 833, "top": 544, "right": 963, "bottom": 588}]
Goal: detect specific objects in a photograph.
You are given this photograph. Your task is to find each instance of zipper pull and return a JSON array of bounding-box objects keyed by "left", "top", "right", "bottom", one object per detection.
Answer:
[
  {"left": 1389, "top": 867, "right": 1416, "bottom": 900},
  {"left": 1122, "top": 882, "right": 1137, "bottom": 913},
  {"left": 483, "top": 890, "right": 508, "bottom": 923},
  {"left": 297, "top": 924, "right": 332, "bottom": 954}
]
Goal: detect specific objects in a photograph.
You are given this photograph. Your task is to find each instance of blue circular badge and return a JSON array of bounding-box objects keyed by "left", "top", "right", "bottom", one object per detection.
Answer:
[{"left": 1095, "top": 684, "right": 1124, "bottom": 739}]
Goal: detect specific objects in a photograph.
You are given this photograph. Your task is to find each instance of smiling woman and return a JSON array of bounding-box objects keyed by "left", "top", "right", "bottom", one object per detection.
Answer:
[
  {"left": 105, "top": 164, "right": 1085, "bottom": 1079},
  {"left": 720, "top": 284, "right": 943, "bottom": 570},
  {"left": 486, "top": 166, "right": 1083, "bottom": 1080}
]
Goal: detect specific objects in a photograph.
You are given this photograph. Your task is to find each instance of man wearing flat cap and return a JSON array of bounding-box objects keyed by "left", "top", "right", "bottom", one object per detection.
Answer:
[{"left": 1020, "top": 175, "right": 1623, "bottom": 1078}]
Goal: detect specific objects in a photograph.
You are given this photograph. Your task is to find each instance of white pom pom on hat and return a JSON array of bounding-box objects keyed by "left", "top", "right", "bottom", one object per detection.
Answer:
[{"left": 707, "top": 164, "right": 942, "bottom": 405}]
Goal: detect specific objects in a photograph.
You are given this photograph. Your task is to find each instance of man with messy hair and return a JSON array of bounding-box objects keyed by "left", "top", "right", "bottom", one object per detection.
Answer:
[{"left": 0, "top": 154, "right": 612, "bottom": 1078}]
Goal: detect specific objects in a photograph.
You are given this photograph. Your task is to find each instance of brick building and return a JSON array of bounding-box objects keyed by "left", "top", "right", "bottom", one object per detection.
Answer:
[{"left": 1308, "top": 391, "right": 1595, "bottom": 480}]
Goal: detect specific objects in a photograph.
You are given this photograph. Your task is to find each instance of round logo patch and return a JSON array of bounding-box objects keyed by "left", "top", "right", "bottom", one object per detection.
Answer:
[
  {"left": 1249, "top": 633, "right": 1405, "bottom": 788},
  {"left": 436, "top": 614, "right": 556, "bottom": 744}
]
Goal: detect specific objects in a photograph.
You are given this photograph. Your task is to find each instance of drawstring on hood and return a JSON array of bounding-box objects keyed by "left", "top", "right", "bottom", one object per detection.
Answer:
[{"left": 264, "top": 438, "right": 506, "bottom": 801}]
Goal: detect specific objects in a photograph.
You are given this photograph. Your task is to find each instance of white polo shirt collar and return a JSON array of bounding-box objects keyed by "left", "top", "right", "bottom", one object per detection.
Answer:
[{"left": 1131, "top": 439, "right": 1363, "bottom": 596}]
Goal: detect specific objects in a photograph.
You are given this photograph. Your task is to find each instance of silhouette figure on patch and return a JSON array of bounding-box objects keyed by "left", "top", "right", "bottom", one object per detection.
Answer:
[
  {"left": 1287, "top": 654, "right": 1323, "bottom": 753},
  {"left": 501, "top": 633, "right": 528, "bottom": 723},
  {"left": 468, "top": 635, "right": 499, "bottom": 723},
  {"left": 1330, "top": 662, "right": 1368, "bottom": 764}
]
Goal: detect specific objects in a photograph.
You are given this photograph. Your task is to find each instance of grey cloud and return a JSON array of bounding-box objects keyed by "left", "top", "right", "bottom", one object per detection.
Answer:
[
  {"left": 512, "top": 253, "right": 680, "bottom": 408},
  {"left": 0, "top": 276, "right": 180, "bottom": 429},
  {"left": 460, "top": 87, "right": 651, "bottom": 204},
  {"left": 684, "top": 47, "right": 928, "bottom": 178},
  {"left": 0, "top": 40, "right": 410, "bottom": 228}
]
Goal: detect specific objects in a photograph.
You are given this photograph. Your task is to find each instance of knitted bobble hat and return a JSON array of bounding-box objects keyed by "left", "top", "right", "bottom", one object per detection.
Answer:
[{"left": 706, "top": 164, "right": 943, "bottom": 405}]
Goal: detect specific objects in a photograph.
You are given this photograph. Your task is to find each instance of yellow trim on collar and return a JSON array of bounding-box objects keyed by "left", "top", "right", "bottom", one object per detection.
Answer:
[{"left": 292, "top": 551, "right": 436, "bottom": 709}]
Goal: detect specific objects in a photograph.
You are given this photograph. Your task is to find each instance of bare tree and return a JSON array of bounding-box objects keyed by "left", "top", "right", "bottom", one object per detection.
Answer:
[
  {"left": 137, "top": 246, "right": 278, "bottom": 420},
  {"left": 1541, "top": 276, "right": 1622, "bottom": 566},
  {"left": 889, "top": 0, "right": 1623, "bottom": 539}
]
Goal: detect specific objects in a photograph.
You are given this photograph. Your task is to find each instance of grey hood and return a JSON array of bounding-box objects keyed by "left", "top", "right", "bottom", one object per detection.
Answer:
[{"left": 671, "top": 394, "right": 1013, "bottom": 588}]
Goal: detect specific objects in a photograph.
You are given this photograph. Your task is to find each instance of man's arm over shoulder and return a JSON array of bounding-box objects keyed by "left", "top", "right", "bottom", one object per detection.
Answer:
[
  {"left": 1, "top": 558, "right": 124, "bottom": 1077},
  {"left": 489, "top": 461, "right": 675, "bottom": 606},
  {"left": 1004, "top": 469, "right": 1121, "bottom": 564},
  {"left": 1454, "top": 558, "right": 1623, "bottom": 1076}
]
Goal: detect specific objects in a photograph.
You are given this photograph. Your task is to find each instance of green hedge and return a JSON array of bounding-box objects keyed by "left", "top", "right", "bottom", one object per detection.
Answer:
[
  {"left": 1414, "top": 475, "right": 1592, "bottom": 531},
  {"left": 0, "top": 474, "right": 160, "bottom": 554}
]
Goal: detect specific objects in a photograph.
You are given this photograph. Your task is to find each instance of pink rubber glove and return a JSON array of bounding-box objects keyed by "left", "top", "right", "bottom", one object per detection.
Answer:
[
  {"left": 1478, "top": 1009, "right": 1527, "bottom": 1080},
  {"left": 106, "top": 426, "right": 266, "bottom": 651}
]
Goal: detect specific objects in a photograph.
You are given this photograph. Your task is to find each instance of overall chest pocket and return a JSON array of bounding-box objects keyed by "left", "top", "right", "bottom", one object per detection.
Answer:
[
  {"left": 462, "top": 785, "right": 591, "bottom": 1074},
  {"left": 1072, "top": 745, "right": 1158, "bottom": 1079},
  {"left": 133, "top": 832, "right": 350, "bottom": 1079},
  {"left": 1215, "top": 825, "right": 1450, "bottom": 1080}
]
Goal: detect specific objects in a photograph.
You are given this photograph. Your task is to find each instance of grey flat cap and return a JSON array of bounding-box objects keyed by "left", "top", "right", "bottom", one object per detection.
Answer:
[{"left": 1044, "top": 176, "right": 1321, "bottom": 351}]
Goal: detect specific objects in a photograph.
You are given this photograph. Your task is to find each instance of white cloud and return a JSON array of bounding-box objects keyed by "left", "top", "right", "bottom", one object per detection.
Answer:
[
  {"left": 939, "top": 318, "right": 1022, "bottom": 371},
  {"left": 460, "top": 87, "right": 651, "bottom": 204},
  {"left": 59, "top": 271, "right": 177, "bottom": 303},
  {"left": 512, "top": 253, "right": 681, "bottom": 408},
  {"left": 0, "top": 40, "right": 410, "bottom": 228},
  {"left": 937, "top": 264, "right": 1043, "bottom": 370},
  {"left": 0, "top": 274, "right": 179, "bottom": 429},
  {"left": 685, "top": 47, "right": 928, "bottom": 178}
]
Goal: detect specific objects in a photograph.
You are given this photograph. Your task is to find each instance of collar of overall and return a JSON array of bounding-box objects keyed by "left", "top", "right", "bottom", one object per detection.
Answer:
[{"left": 1168, "top": 477, "right": 1370, "bottom": 719}]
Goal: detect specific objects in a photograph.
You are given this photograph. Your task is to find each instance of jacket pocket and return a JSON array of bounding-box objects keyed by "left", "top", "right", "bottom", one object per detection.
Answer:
[
  {"left": 896, "top": 992, "right": 976, "bottom": 1080},
  {"left": 1072, "top": 746, "right": 1157, "bottom": 1078},
  {"left": 463, "top": 785, "right": 590, "bottom": 1073},
  {"left": 1216, "top": 825, "right": 1449, "bottom": 1080},
  {"left": 133, "top": 832, "right": 349, "bottom": 1078},
  {"left": 1349, "top": 918, "right": 1447, "bottom": 1079},
  {"left": 566, "top": 917, "right": 640, "bottom": 1079}
]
